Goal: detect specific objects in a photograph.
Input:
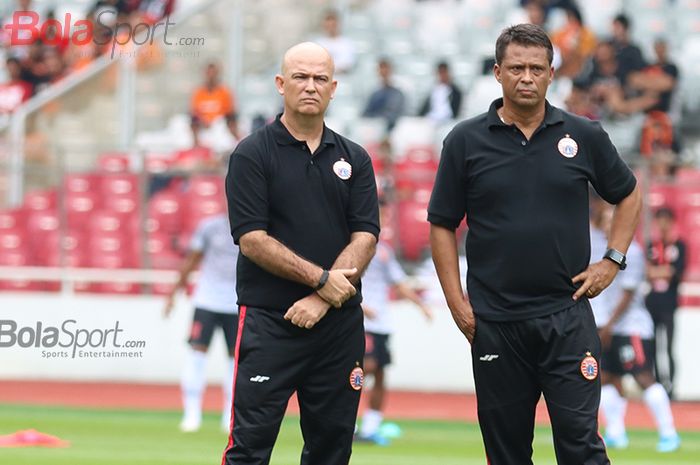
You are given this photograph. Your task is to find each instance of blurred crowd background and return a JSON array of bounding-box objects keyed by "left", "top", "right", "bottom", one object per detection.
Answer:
[{"left": 0, "top": 0, "right": 699, "bottom": 296}]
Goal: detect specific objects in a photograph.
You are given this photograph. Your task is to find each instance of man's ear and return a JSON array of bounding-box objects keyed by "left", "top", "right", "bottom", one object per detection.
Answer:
[{"left": 274, "top": 75, "right": 284, "bottom": 95}]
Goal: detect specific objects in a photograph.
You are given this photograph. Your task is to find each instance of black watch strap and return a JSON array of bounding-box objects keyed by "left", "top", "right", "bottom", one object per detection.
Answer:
[
  {"left": 315, "top": 269, "right": 330, "bottom": 290},
  {"left": 603, "top": 248, "right": 627, "bottom": 270}
]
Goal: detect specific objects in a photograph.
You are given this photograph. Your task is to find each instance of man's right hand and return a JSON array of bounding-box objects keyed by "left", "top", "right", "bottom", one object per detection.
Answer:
[
  {"left": 317, "top": 268, "right": 357, "bottom": 308},
  {"left": 451, "top": 299, "right": 476, "bottom": 344}
]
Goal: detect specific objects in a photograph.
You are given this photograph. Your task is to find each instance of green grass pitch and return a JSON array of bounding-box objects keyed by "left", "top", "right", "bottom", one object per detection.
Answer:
[{"left": 0, "top": 404, "right": 698, "bottom": 464}]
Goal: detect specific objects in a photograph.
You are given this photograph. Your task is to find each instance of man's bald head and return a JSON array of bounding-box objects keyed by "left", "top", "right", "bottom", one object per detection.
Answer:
[{"left": 280, "top": 42, "right": 335, "bottom": 76}]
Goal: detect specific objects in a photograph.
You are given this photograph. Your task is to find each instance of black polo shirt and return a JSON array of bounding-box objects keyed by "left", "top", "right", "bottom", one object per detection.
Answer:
[
  {"left": 226, "top": 115, "right": 380, "bottom": 312},
  {"left": 428, "top": 98, "right": 637, "bottom": 322}
]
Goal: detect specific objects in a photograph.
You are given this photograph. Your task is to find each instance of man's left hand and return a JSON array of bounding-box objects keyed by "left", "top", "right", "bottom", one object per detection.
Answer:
[
  {"left": 572, "top": 259, "right": 619, "bottom": 300},
  {"left": 284, "top": 293, "right": 331, "bottom": 329}
]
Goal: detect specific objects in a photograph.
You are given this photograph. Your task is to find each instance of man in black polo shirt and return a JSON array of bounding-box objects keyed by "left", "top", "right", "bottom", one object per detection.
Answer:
[
  {"left": 429, "top": 24, "right": 642, "bottom": 465},
  {"left": 222, "top": 42, "right": 379, "bottom": 465}
]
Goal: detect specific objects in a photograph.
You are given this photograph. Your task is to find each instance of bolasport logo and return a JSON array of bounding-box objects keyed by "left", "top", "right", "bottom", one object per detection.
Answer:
[
  {"left": 3, "top": 10, "right": 205, "bottom": 59},
  {"left": 0, "top": 319, "right": 146, "bottom": 359}
]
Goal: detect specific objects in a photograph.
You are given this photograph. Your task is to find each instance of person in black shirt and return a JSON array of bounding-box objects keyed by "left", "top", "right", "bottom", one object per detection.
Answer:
[
  {"left": 222, "top": 42, "right": 379, "bottom": 465},
  {"left": 428, "top": 24, "right": 642, "bottom": 465},
  {"left": 646, "top": 207, "right": 685, "bottom": 398},
  {"left": 611, "top": 14, "right": 647, "bottom": 89}
]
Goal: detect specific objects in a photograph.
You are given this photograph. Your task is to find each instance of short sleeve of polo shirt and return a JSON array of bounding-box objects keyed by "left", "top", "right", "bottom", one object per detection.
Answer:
[
  {"left": 427, "top": 128, "right": 467, "bottom": 229},
  {"left": 347, "top": 153, "right": 381, "bottom": 238},
  {"left": 588, "top": 122, "right": 637, "bottom": 204},
  {"left": 226, "top": 149, "right": 269, "bottom": 244}
]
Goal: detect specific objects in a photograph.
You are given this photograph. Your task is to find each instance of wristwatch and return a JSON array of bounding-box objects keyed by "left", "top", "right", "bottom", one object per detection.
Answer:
[{"left": 603, "top": 248, "right": 627, "bottom": 270}]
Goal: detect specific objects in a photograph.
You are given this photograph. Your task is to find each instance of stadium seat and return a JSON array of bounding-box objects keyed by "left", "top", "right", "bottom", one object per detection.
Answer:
[
  {"left": 647, "top": 183, "right": 677, "bottom": 210},
  {"left": 24, "top": 189, "right": 57, "bottom": 212},
  {"left": 98, "top": 152, "right": 131, "bottom": 172},
  {"left": 64, "top": 173, "right": 99, "bottom": 195},
  {"left": 184, "top": 196, "right": 226, "bottom": 233},
  {"left": 85, "top": 251, "right": 141, "bottom": 294},
  {"left": 0, "top": 246, "right": 42, "bottom": 291},
  {"left": 65, "top": 192, "right": 99, "bottom": 231},
  {"left": 397, "top": 200, "right": 431, "bottom": 261},
  {"left": 0, "top": 209, "right": 25, "bottom": 232},
  {"left": 100, "top": 173, "right": 140, "bottom": 198},
  {"left": 675, "top": 185, "right": 700, "bottom": 211},
  {"left": 148, "top": 190, "right": 184, "bottom": 234},
  {"left": 88, "top": 210, "right": 124, "bottom": 234},
  {"left": 188, "top": 175, "right": 224, "bottom": 198}
]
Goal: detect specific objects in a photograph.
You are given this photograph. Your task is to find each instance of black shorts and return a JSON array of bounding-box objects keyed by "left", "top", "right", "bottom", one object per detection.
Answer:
[
  {"left": 601, "top": 334, "right": 654, "bottom": 376},
  {"left": 188, "top": 307, "right": 238, "bottom": 350},
  {"left": 365, "top": 332, "right": 391, "bottom": 368},
  {"left": 471, "top": 300, "right": 609, "bottom": 465}
]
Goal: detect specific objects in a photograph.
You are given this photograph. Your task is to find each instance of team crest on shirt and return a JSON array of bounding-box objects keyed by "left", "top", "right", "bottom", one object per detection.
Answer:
[
  {"left": 557, "top": 134, "right": 579, "bottom": 158},
  {"left": 333, "top": 158, "right": 352, "bottom": 180},
  {"left": 580, "top": 352, "right": 598, "bottom": 381},
  {"left": 349, "top": 366, "right": 364, "bottom": 390}
]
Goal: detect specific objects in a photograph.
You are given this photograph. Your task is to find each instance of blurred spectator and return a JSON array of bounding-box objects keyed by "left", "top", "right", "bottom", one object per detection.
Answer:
[
  {"left": 564, "top": 79, "right": 599, "bottom": 120},
  {"left": 0, "top": 57, "right": 32, "bottom": 113},
  {"left": 585, "top": 41, "right": 657, "bottom": 116},
  {"left": 551, "top": 6, "right": 596, "bottom": 78},
  {"left": 190, "top": 62, "right": 236, "bottom": 143},
  {"left": 611, "top": 13, "right": 646, "bottom": 88},
  {"left": 646, "top": 207, "right": 685, "bottom": 398},
  {"left": 418, "top": 61, "right": 462, "bottom": 123},
  {"left": 524, "top": 1, "right": 547, "bottom": 27},
  {"left": 2, "top": 0, "right": 40, "bottom": 60},
  {"left": 314, "top": 9, "right": 356, "bottom": 74},
  {"left": 627, "top": 38, "right": 679, "bottom": 115},
  {"left": 21, "top": 39, "right": 50, "bottom": 93},
  {"left": 640, "top": 111, "right": 681, "bottom": 180},
  {"left": 139, "top": 0, "right": 176, "bottom": 24},
  {"left": 362, "top": 58, "right": 405, "bottom": 131},
  {"left": 40, "top": 10, "right": 71, "bottom": 55}
]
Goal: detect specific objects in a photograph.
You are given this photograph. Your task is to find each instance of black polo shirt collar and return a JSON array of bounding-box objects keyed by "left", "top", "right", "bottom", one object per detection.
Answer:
[
  {"left": 486, "top": 98, "right": 564, "bottom": 129},
  {"left": 270, "top": 113, "right": 336, "bottom": 148}
]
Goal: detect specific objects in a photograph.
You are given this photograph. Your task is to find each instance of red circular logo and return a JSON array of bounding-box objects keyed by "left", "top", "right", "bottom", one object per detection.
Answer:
[
  {"left": 580, "top": 355, "right": 598, "bottom": 381},
  {"left": 349, "top": 367, "right": 364, "bottom": 391}
]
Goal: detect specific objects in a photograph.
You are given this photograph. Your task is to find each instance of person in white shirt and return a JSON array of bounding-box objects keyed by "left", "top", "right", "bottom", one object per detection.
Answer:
[
  {"left": 593, "top": 205, "right": 680, "bottom": 453},
  {"left": 314, "top": 9, "right": 356, "bottom": 74},
  {"left": 164, "top": 214, "right": 239, "bottom": 433},
  {"left": 356, "top": 201, "right": 432, "bottom": 444}
]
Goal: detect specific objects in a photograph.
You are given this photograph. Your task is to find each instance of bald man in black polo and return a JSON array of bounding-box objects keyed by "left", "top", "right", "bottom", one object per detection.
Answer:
[
  {"left": 429, "top": 25, "right": 642, "bottom": 465},
  {"left": 222, "top": 42, "right": 379, "bottom": 465}
]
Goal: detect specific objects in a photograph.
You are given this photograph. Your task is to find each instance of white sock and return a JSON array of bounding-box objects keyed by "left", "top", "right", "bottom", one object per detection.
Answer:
[
  {"left": 600, "top": 384, "right": 627, "bottom": 439},
  {"left": 181, "top": 350, "right": 207, "bottom": 422},
  {"left": 221, "top": 357, "right": 234, "bottom": 428},
  {"left": 360, "top": 409, "right": 383, "bottom": 437},
  {"left": 644, "top": 382, "right": 676, "bottom": 437}
]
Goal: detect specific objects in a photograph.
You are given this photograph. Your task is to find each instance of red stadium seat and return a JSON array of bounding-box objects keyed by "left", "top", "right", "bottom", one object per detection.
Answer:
[
  {"left": 0, "top": 246, "right": 43, "bottom": 291},
  {"left": 24, "top": 189, "right": 57, "bottom": 212},
  {"left": 0, "top": 209, "right": 25, "bottom": 232},
  {"left": 647, "top": 183, "right": 677, "bottom": 210},
  {"left": 675, "top": 185, "right": 700, "bottom": 211},
  {"left": 83, "top": 252, "right": 141, "bottom": 295},
  {"left": 397, "top": 200, "right": 431, "bottom": 261},
  {"left": 404, "top": 145, "right": 438, "bottom": 163},
  {"left": 188, "top": 175, "right": 224, "bottom": 198},
  {"left": 98, "top": 152, "right": 130, "bottom": 172},
  {"left": 88, "top": 210, "right": 124, "bottom": 234},
  {"left": 148, "top": 190, "right": 184, "bottom": 234},
  {"left": 64, "top": 173, "right": 99, "bottom": 195},
  {"left": 65, "top": 192, "right": 99, "bottom": 231},
  {"left": 184, "top": 196, "right": 226, "bottom": 233},
  {"left": 100, "top": 173, "right": 140, "bottom": 198}
]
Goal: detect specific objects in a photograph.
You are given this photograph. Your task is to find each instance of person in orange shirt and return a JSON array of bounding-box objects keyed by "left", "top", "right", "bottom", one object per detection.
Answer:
[
  {"left": 190, "top": 62, "right": 236, "bottom": 142},
  {"left": 552, "top": 6, "right": 597, "bottom": 78}
]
